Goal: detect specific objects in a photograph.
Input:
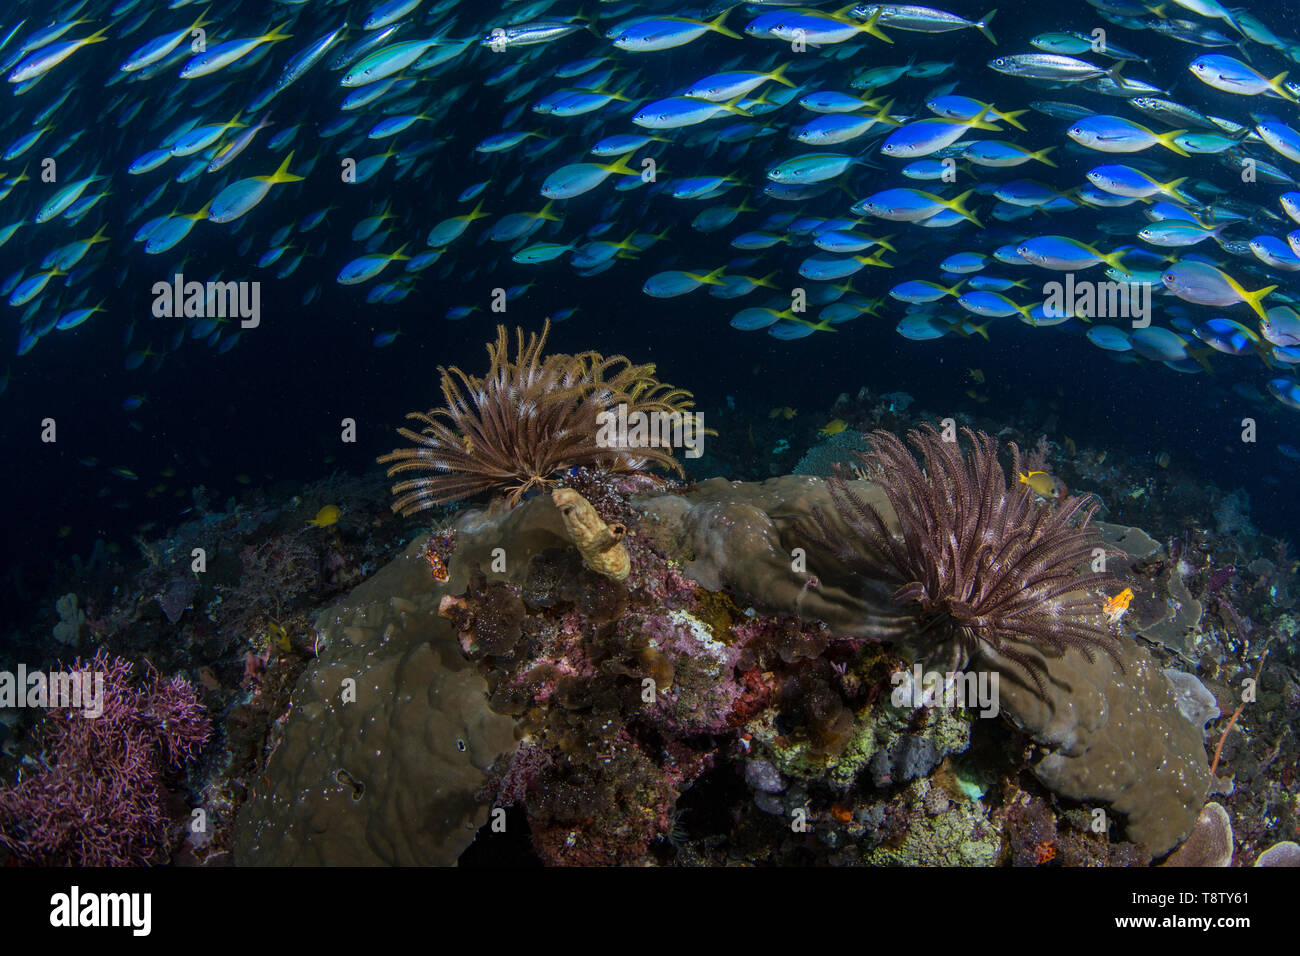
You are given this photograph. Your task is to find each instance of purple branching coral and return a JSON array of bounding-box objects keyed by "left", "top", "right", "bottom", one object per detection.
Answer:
[{"left": 0, "top": 650, "right": 211, "bottom": 866}]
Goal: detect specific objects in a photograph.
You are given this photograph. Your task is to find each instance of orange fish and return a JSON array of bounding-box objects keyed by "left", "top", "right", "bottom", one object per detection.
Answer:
[{"left": 1103, "top": 587, "right": 1133, "bottom": 624}]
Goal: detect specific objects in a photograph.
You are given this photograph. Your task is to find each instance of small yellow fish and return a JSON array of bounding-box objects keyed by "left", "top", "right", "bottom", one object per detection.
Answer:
[
  {"left": 307, "top": 504, "right": 341, "bottom": 527},
  {"left": 1064, "top": 436, "right": 1076, "bottom": 457},
  {"left": 1155, "top": 452, "right": 1170, "bottom": 469},
  {"left": 769, "top": 406, "right": 798, "bottom": 420},
  {"left": 267, "top": 621, "right": 292, "bottom": 652},
  {"left": 968, "top": 368, "right": 984, "bottom": 384},
  {"left": 819, "top": 419, "right": 848, "bottom": 437},
  {"left": 1103, "top": 587, "right": 1133, "bottom": 624},
  {"left": 1018, "top": 470, "right": 1058, "bottom": 498}
]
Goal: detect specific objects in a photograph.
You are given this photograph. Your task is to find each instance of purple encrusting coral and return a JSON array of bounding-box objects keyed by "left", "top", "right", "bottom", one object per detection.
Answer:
[
  {"left": 641, "top": 608, "right": 745, "bottom": 735},
  {"left": 0, "top": 650, "right": 210, "bottom": 866}
]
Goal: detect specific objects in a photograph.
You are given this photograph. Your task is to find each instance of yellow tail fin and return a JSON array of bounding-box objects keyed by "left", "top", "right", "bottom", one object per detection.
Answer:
[
  {"left": 967, "top": 105, "right": 1002, "bottom": 133},
  {"left": 706, "top": 7, "right": 743, "bottom": 41},
  {"left": 1155, "top": 128, "right": 1190, "bottom": 157},
  {"left": 262, "top": 22, "right": 293, "bottom": 44},
  {"left": 267, "top": 151, "right": 304, "bottom": 184},
  {"left": 1242, "top": 283, "right": 1277, "bottom": 321},
  {"left": 945, "top": 189, "right": 982, "bottom": 228},
  {"left": 767, "top": 63, "right": 796, "bottom": 88},
  {"left": 855, "top": 8, "right": 893, "bottom": 44},
  {"left": 999, "top": 108, "right": 1029, "bottom": 132},
  {"left": 1269, "top": 71, "right": 1298, "bottom": 104},
  {"left": 601, "top": 153, "right": 641, "bottom": 178},
  {"left": 1100, "top": 247, "right": 1133, "bottom": 276}
]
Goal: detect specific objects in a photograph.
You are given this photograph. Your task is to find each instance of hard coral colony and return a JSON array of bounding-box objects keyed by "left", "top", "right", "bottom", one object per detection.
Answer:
[{"left": 236, "top": 325, "right": 1233, "bottom": 868}]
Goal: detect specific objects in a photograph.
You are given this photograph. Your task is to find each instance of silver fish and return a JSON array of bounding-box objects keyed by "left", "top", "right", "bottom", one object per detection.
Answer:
[
  {"left": 988, "top": 54, "right": 1118, "bottom": 82},
  {"left": 851, "top": 4, "right": 998, "bottom": 44},
  {"left": 479, "top": 20, "right": 590, "bottom": 50},
  {"left": 1131, "top": 96, "right": 1218, "bottom": 130}
]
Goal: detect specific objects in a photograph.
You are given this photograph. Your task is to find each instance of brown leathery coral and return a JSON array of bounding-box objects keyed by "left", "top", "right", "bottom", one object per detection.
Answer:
[{"left": 552, "top": 487, "right": 630, "bottom": 582}]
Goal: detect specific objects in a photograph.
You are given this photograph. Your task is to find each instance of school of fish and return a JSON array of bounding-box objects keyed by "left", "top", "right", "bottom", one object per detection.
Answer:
[{"left": 2, "top": 0, "right": 1300, "bottom": 420}]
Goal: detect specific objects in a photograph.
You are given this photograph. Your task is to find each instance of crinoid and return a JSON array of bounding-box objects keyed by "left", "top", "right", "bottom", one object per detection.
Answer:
[
  {"left": 804, "top": 425, "right": 1121, "bottom": 697},
  {"left": 378, "top": 321, "right": 699, "bottom": 513}
]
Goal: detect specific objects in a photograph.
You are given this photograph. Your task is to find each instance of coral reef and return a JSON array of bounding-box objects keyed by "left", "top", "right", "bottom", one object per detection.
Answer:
[
  {"left": 235, "top": 454, "right": 1222, "bottom": 864},
  {"left": 1255, "top": 841, "right": 1300, "bottom": 866},
  {"left": 20, "top": 372, "right": 1286, "bottom": 869},
  {"left": 0, "top": 651, "right": 209, "bottom": 866},
  {"left": 861, "top": 778, "right": 1002, "bottom": 866},
  {"left": 793, "top": 430, "right": 870, "bottom": 478},
  {"left": 233, "top": 532, "right": 517, "bottom": 865}
]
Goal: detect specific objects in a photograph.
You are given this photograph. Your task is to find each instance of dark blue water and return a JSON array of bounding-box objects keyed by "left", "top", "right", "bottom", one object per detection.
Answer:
[{"left": 2, "top": 0, "right": 1297, "bottom": 627}]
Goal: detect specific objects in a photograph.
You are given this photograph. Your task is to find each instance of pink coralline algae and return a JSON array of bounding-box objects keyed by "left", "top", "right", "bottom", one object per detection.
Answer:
[
  {"left": 640, "top": 609, "right": 745, "bottom": 735},
  {"left": 0, "top": 650, "right": 211, "bottom": 866}
]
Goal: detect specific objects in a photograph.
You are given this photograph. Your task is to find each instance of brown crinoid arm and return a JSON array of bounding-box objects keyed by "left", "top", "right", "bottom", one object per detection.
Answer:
[
  {"left": 377, "top": 320, "right": 698, "bottom": 513},
  {"left": 808, "top": 425, "right": 1121, "bottom": 698}
]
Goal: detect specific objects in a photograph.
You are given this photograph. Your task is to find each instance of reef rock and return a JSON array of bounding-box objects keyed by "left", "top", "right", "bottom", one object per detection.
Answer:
[
  {"left": 237, "top": 475, "right": 1211, "bottom": 863},
  {"left": 637, "top": 477, "right": 1212, "bottom": 856}
]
